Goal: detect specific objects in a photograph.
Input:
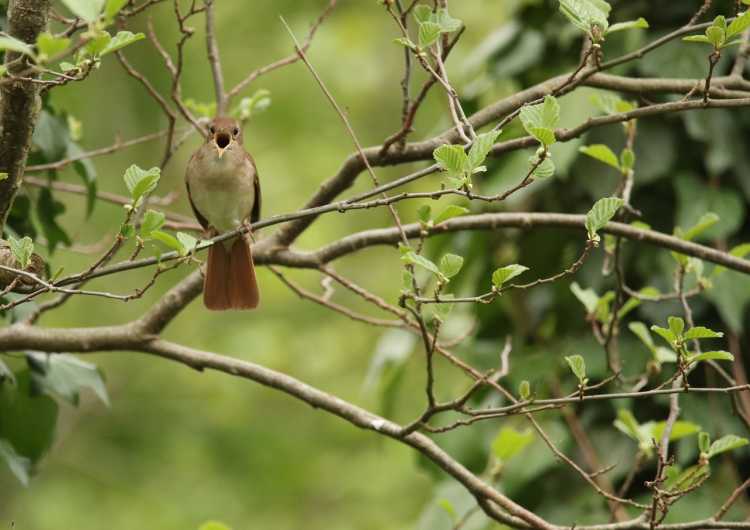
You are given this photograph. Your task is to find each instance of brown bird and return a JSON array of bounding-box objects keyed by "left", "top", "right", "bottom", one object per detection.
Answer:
[{"left": 185, "top": 116, "right": 261, "bottom": 310}]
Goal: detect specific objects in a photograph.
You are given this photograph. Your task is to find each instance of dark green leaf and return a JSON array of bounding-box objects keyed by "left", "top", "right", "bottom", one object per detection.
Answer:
[
  {"left": 38, "top": 188, "right": 72, "bottom": 252},
  {"left": 26, "top": 352, "right": 109, "bottom": 407},
  {"left": 0, "top": 439, "right": 31, "bottom": 486},
  {"left": 585, "top": 197, "right": 623, "bottom": 239}
]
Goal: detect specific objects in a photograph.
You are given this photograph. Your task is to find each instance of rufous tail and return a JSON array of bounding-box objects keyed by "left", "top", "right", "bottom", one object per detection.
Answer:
[{"left": 203, "top": 236, "right": 260, "bottom": 311}]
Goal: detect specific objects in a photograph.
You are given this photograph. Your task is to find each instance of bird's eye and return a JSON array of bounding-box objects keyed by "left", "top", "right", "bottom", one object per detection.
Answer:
[
  {"left": 208, "top": 126, "right": 215, "bottom": 134},
  {"left": 232, "top": 127, "right": 239, "bottom": 136}
]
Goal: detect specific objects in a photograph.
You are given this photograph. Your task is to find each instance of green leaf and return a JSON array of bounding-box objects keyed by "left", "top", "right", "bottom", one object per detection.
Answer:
[
  {"left": 176, "top": 232, "right": 198, "bottom": 256},
  {"left": 0, "top": 360, "right": 14, "bottom": 385},
  {"left": 431, "top": 295, "right": 454, "bottom": 323},
  {"left": 61, "top": 0, "right": 106, "bottom": 22},
  {"left": 518, "top": 380, "right": 531, "bottom": 400},
  {"left": 713, "top": 243, "right": 750, "bottom": 275},
  {"left": 492, "top": 264, "right": 529, "bottom": 288},
  {"left": 519, "top": 96, "right": 559, "bottom": 146},
  {"left": 651, "top": 325, "right": 676, "bottom": 347},
  {"left": 83, "top": 31, "right": 112, "bottom": 56},
  {"left": 570, "top": 282, "right": 599, "bottom": 314},
  {"left": 606, "top": 17, "right": 649, "bottom": 34},
  {"left": 433, "top": 144, "right": 468, "bottom": 175},
  {"left": 232, "top": 89, "right": 271, "bottom": 121},
  {"left": 150, "top": 230, "right": 183, "bottom": 253},
  {"left": 699, "top": 431, "right": 711, "bottom": 453},
  {"left": 620, "top": 148, "right": 636, "bottom": 171},
  {"left": 8, "top": 235, "right": 34, "bottom": 269},
  {"left": 688, "top": 350, "right": 734, "bottom": 364},
  {"left": 401, "top": 248, "right": 443, "bottom": 278},
  {"left": 393, "top": 37, "right": 417, "bottom": 51},
  {"left": 123, "top": 164, "right": 161, "bottom": 203},
  {"left": 38, "top": 188, "right": 72, "bottom": 252},
  {"left": 564, "top": 354, "right": 587, "bottom": 383},
  {"left": 140, "top": 209, "right": 165, "bottom": 238},
  {"left": 613, "top": 409, "right": 642, "bottom": 441},
  {"left": 585, "top": 197, "right": 623, "bottom": 239},
  {"left": 418, "top": 21, "right": 442, "bottom": 48},
  {"left": 559, "top": 0, "right": 611, "bottom": 37},
  {"left": 413, "top": 5, "right": 433, "bottom": 24},
  {"left": 706, "top": 25, "right": 725, "bottom": 48},
  {"left": 529, "top": 155, "right": 555, "bottom": 179},
  {"left": 590, "top": 92, "right": 635, "bottom": 115},
  {"left": 36, "top": 32, "right": 70, "bottom": 61},
  {"left": 99, "top": 31, "right": 145, "bottom": 56},
  {"left": 436, "top": 499, "right": 457, "bottom": 521},
  {"left": 0, "top": 439, "right": 30, "bottom": 486},
  {"left": 26, "top": 352, "right": 109, "bottom": 407},
  {"left": 707, "top": 434, "right": 749, "bottom": 459},
  {"left": 680, "top": 212, "right": 720, "bottom": 241},
  {"left": 629, "top": 322, "right": 655, "bottom": 350},
  {"left": 417, "top": 205, "right": 432, "bottom": 225},
  {"left": 683, "top": 34, "right": 712, "bottom": 44},
  {"left": 104, "top": 0, "right": 128, "bottom": 20},
  {"left": 435, "top": 8, "right": 462, "bottom": 33},
  {"left": 579, "top": 144, "right": 620, "bottom": 170},
  {"left": 684, "top": 326, "right": 724, "bottom": 340},
  {"left": 664, "top": 464, "right": 710, "bottom": 492},
  {"left": 492, "top": 427, "right": 534, "bottom": 461},
  {"left": 727, "top": 9, "right": 750, "bottom": 39},
  {"left": 651, "top": 421, "right": 700, "bottom": 442},
  {"left": 0, "top": 36, "right": 37, "bottom": 59},
  {"left": 66, "top": 142, "right": 98, "bottom": 216},
  {"left": 439, "top": 254, "right": 464, "bottom": 279},
  {"left": 668, "top": 316, "right": 685, "bottom": 338},
  {"left": 434, "top": 205, "right": 468, "bottom": 225},
  {"left": 185, "top": 99, "right": 217, "bottom": 119},
  {"left": 467, "top": 130, "right": 501, "bottom": 169}
]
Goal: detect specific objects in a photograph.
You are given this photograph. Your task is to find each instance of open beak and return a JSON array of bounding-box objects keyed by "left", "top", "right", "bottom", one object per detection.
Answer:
[{"left": 213, "top": 132, "right": 232, "bottom": 158}]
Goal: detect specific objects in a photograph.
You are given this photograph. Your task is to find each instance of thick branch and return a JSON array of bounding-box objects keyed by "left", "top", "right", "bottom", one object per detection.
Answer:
[{"left": 0, "top": 0, "right": 51, "bottom": 231}]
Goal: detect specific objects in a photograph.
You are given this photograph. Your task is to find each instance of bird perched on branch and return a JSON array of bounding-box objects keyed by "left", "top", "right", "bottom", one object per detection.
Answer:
[{"left": 185, "top": 117, "right": 261, "bottom": 310}]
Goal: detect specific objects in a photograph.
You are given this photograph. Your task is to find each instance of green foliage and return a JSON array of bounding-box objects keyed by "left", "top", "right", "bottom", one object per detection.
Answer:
[
  {"left": 7, "top": 235, "right": 33, "bottom": 269},
  {"left": 614, "top": 409, "right": 701, "bottom": 456},
  {"left": 579, "top": 144, "right": 620, "bottom": 170},
  {"left": 123, "top": 164, "right": 161, "bottom": 204},
  {"left": 706, "top": 434, "right": 749, "bottom": 459},
  {"left": 0, "top": 35, "right": 36, "bottom": 59},
  {"left": 433, "top": 131, "right": 502, "bottom": 189},
  {"left": 140, "top": 210, "right": 166, "bottom": 238},
  {"left": 434, "top": 205, "right": 468, "bottom": 225},
  {"left": 564, "top": 354, "right": 587, "bottom": 385},
  {"left": 491, "top": 264, "right": 528, "bottom": 289},
  {"left": 0, "top": 439, "right": 31, "bottom": 486},
  {"left": 519, "top": 95, "right": 559, "bottom": 147},
  {"left": 233, "top": 89, "right": 272, "bottom": 121},
  {"left": 61, "top": 0, "right": 106, "bottom": 22},
  {"left": 491, "top": 427, "right": 534, "bottom": 461},
  {"left": 518, "top": 380, "right": 531, "bottom": 400},
  {"left": 26, "top": 352, "right": 109, "bottom": 407},
  {"left": 683, "top": 13, "right": 749, "bottom": 48},
  {"left": 439, "top": 254, "right": 464, "bottom": 279},
  {"left": 36, "top": 33, "right": 70, "bottom": 61},
  {"left": 585, "top": 197, "right": 623, "bottom": 241}
]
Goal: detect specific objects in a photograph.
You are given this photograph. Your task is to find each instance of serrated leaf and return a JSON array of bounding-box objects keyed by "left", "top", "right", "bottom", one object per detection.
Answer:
[
  {"left": 559, "top": 0, "right": 611, "bottom": 37},
  {"left": 36, "top": 32, "right": 70, "bottom": 61},
  {"left": 435, "top": 8, "right": 462, "bottom": 33},
  {"left": 0, "top": 36, "right": 36, "bottom": 59},
  {"left": 434, "top": 205, "right": 468, "bottom": 225},
  {"left": 61, "top": 0, "right": 106, "bottom": 22},
  {"left": 100, "top": 31, "right": 145, "bottom": 56},
  {"left": 570, "top": 282, "right": 599, "bottom": 314},
  {"left": 492, "top": 427, "right": 534, "bottom": 461},
  {"left": 727, "top": 9, "right": 750, "bottom": 39},
  {"left": 565, "top": 354, "right": 587, "bottom": 383},
  {"left": 467, "top": 130, "right": 501, "bottom": 169},
  {"left": 123, "top": 165, "right": 160, "bottom": 203},
  {"left": 684, "top": 326, "right": 723, "bottom": 340},
  {"left": 140, "top": 209, "right": 165, "bottom": 237},
  {"left": 418, "top": 21, "right": 442, "bottom": 48},
  {"left": 176, "top": 232, "right": 198, "bottom": 256},
  {"left": 707, "top": 434, "right": 749, "bottom": 458},
  {"left": 530, "top": 155, "right": 555, "bottom": 179},
  {"left": 706, "top": 25, "right": 725, "bottom": 47},
  {"left": 492, "top": 264, "right": 529, "bottom": 288},
  {"left": 433, "top": 144, "right": 468, "bottom": 175},
  {"left": 26, "top": 352, "right": 109, "bottom": 407},
  {"left": 8, "top": 235, "right": 34, "bottom": 269},
  {"left": 590, "top": 92, "right": 635, "bottom": 115},
  {"left": 519, "top": 96, "right": 559, "bottom": 146},
  {"left": 607, "top": 17, "right": 649, "bottom": 34},
  {"left": 688, "top": 350, "right": 734, "bottom": 364},
  {"left": 439, "top": 254, "right": 464, "bottom": 279},
  {"left": 0, "top": 439, "right": 30, "bottom": 486},
  {"left": 579, "top": 144, "right": 620, "bottom": 170},
  {"left": 585, "top": 197, "right": 623, "bottom": 239}
]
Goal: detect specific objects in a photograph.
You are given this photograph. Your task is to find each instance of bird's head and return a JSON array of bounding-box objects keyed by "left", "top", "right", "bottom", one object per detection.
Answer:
[{"left": 206, "top": 117, "right": 242, "bottom": 159}]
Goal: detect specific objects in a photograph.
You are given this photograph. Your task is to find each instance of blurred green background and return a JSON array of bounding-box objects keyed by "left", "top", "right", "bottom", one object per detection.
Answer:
[{"left": 3, "top": 1, "right": 750, "bottom": 529}]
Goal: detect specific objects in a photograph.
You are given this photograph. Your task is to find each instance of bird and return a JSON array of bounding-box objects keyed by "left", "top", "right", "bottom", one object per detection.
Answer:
[{"left": 185, "top": 116, "right": 261, "bottom": 310}]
